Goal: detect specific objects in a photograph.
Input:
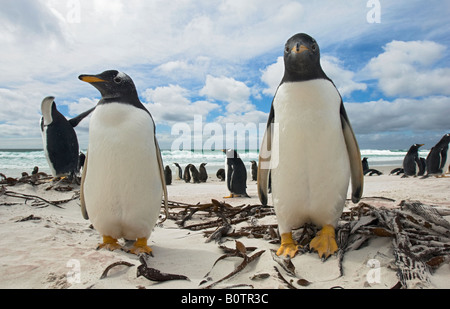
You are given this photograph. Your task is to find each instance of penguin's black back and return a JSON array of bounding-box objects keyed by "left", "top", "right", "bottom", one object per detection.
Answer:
[{"left": 45, "top": 104, "right": 79, "bottom": 175}]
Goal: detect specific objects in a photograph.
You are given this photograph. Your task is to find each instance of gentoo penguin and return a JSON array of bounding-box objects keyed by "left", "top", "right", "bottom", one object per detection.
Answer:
[
  {"left": 223, "top": 149, "right": 249, "bottom": 198},
  {"left": 79, "top": 70, "right": 168, "bottom": 255},
  {"left": 173, "top": 163, "right": 183, "bottom": 180},
  {"left": 183, "top": 164, "right": 192, "bottom": 183},
  {"left": 424, "top": 134, "right": 450, "bottom": 178},
  {"left": 250, "top": 160, "right": 258, "bottom": 181},
  {"left": 40, "top": 96, "right": 94, "bottom": 179},
  {"left": 199, "top": 163, "right": 208, "bottom": 182},
  {"left": 402, "top": 144, "right": 424, "bottom": 177},
  {"left": 164, "top": 165, "right": 172, "bottom": 185},
  {"left": 216, "top": 168, "right": 225, "bottom": 181},
  {"left": 257, "top": 33, "right": 364, "bottom": 259},
  {"left": 362, "top": 157, "right": 382, "bottom": 176},
  {"left": 189, "top": 164, "right": 201, "bottom": 183}
]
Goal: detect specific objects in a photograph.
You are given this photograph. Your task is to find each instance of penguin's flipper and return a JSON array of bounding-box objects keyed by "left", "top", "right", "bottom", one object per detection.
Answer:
[
  {"left": 257, "top": 106, "right": 274, "bottom": 206},
  {"left": 340, "top": 103, "right": 363, "bottom": 204},
  {"left": 68, "top": 107, "right": 96, "bottom": 128},
  {"left": 155, "top": 138, "right": 169, "bottom": 221},
  {"left": 80, "top": 152, "right": 89, "bottom": 220},
  {"left": 226, "top": 163, "right": 234, "bottom": 193}
]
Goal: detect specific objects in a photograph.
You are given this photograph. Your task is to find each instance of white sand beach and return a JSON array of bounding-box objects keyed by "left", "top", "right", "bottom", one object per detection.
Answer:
[{"left": 0, "top": 165, "right": 449, "bottom": 290}]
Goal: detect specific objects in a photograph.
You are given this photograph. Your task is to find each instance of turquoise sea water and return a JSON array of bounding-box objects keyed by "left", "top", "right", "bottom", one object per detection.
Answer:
[{"left": 0, "top": 148, "right": 431, "bottom": 178}]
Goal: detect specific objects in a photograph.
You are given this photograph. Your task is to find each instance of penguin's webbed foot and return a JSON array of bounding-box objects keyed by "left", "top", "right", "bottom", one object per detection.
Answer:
[
  {"left": 309, "top": 225, "right": 338, "bottom": 260},
  {"left": 223, "top": 194, "right": 234, "bottom": 198},
  {"left": 128, "top": 238, "right": 153, "bottom": 256},
  {"left": 97, "top": 236, "right": 121, "bottom": 251},
  {"left": 276, "top": 233, "right": 299, "bottom": 258}
]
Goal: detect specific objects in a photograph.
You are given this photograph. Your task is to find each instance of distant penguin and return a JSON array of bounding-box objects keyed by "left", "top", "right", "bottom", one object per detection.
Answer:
[
  {"left": 424, "top": 134, "right": 450, "bottom": 177},
  {"left": 418, "top": 157, "right": 426, "bottom": 176},
  {"left": 40, "top": 96, "right": 94, "bottom": 179},
  {"left": 402, "top": 144, "right": 424, "bottom": 177},
  {"left": 223, "top": 149, "right": 249, "bottom": 198},
  {"left": 362, "top": 157, "right": 382, "bottom": 176},
  {"left": 79, "top": 70, "right": 168, "bottom": 255},
  {"left": 184, "top": 164, "right": 192, "bottom": 183},
  {"left": 199, "top": 163, "right": 208, "bottom": 182},
  {"left": 189, "top": 164, "right": 201, "bottom": 183},
  {"left": 257, "top": 33, "right": 363, "bottom": 259},
  {"left": 164, "top": 165, "right": 172, "bottom": 185},
  {"left": 173, "top": 163, "right": 183, "bottom": 180},
  {"left": 250, "top": 160, "right": 258, "bottom": 181},
  {"left": 216, "top": 168, "right": 225, "bottom": 181},
  {"left": 390, "top": 167, "right": 404, "bottom": 175}
]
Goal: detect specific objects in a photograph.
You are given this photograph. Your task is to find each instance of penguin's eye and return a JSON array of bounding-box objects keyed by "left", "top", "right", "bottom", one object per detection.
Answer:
[
  {"left": 285, "top": 46, "right": 290, "bottom": 53},
  {"left": 311, "top": 44, "right": 317, "bottom": 52},
  {"left": 113, "top": 76, "right": 122, "bottom": 84}
]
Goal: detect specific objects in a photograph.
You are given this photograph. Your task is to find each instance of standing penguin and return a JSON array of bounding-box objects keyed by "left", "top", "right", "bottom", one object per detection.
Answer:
[
  {"left": 189, "top": 164, "right": 201, "bottom": 183},
  {"left": 173, "top": 163, "right": 183, "bottom": 180},
  {"left": 164, "top": 165, "right": 172, "bottom": 185},
  {"left": 40, "top": 96, "right": 94, "bottom": 179},
  {"left": 199, "top": 163, "right": 208, "bottom": 182},
  {"left": 250, "top": 160, "right": 258, "bottom": 181},
  {"left": 402, "top": 144, "right": 424, "bottom": 177},
  {"left": 223, "top": 149, "right": 249, "bottom": 198},
  {"left": 424, "top": 134, "right": 450, "bottom": 178},
  {"left": 257, "top": 33, "right": 363, "bottom": 259},
  {"left": 183, "top": 164, "right": 192, "bottom": 183},
  {"left": 79, "top": 70, "right": 168, "bottom": 255}
]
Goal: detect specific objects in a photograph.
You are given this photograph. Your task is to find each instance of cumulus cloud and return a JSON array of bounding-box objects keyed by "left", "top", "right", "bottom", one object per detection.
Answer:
[
  {"left": 321, "top": 56, "right": 367, "bottom": 97},
  {"left": 142, "top": 84, "right": 220, "bottom": 123},
  {"left": 346, "top": 96, "right": 450, "bottom": 134},
  {"left": 364, "top": 40, "right": 450, "bottom": 97},
  {"left": 200, "top": 75, "right": 254, "bottom": 114}
]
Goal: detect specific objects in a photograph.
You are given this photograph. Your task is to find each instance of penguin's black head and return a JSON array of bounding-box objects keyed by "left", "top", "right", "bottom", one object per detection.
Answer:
[
  {"left": 408, "top": 144, "right": 424, "bottom": 152},
  {"left": 282, "top": 33, "right": 327, "bottom": 82},
  {"left": 41, "top": 96, "right": 63, "bottom": 127},
  {"left": 223, "top": 149, "right": 239, "bottom": 159},
  {"left": 78, "top": 70, "right": 140, "bottom": 104}
]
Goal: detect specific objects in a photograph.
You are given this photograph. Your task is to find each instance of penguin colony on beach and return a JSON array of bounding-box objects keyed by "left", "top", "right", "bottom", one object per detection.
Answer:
[
  {"left": 38, "top": 34, "right": 448, "bottom": 260},
  {"left": 257, "top": 33, "right": 364, "bottom": 259}
]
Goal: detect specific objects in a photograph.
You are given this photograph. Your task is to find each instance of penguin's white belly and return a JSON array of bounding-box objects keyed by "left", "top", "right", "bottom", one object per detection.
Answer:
[
  {"left": 442, "top": 146, "right": 450, "bottom": 175},
  {"left": 84, "top": 104, "right": 163, "bottom": 240},
  {"left": 271, "top": 80, "right": 350, "bottom": 233},
  {"left": 41, "top": 125, "right": 57, "bottom": 177}
]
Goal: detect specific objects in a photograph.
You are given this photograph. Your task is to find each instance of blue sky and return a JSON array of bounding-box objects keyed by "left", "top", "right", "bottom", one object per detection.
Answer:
[{"left": 0, "top": 0, "right": 449, "bottom": 150}]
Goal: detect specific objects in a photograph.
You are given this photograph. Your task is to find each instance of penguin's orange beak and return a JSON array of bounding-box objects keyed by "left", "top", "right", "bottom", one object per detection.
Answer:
[
  {"left": 79, "top": 75, "right": 106, "bottom": 83},
  {"left": 292, "top": 44, "right": 309, "bottom": 54}
]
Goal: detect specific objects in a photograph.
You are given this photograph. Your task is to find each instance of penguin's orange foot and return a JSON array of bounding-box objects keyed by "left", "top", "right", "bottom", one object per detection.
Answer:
[
  {"left": 309, "top": 225, "right": 338, "bottom": 260},
  {"left": 223, "top": 194, "right": 234, "bottom": 198},
  {"left": 97, "top": 236, "right": 121, "bottom": 251},
  {"left": 276, "top": 233, "right": 299, "bottom": 258},
  {"left": 128, "top": 238, "right": 153, "bottom": 256}
]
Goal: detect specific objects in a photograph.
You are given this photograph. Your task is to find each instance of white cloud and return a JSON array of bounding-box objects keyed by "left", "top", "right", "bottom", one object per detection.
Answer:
[
  {"left": 260, "top": 56, "right": 284, "bottom": 96},
  {"left": 345, "top": 96, "right": 450, "bottom": 134},
  {"left": 142, "top": 84, "right": 220, "bottom": 123},
  {"left": 200, "top": 75, "right": 254, "bottom": 114},
  {"left": 364, "top": 40, "right": 450, "bottom": 97},
  {"left": 321, "top": 56, "right": 367, "bottom": 97}
]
